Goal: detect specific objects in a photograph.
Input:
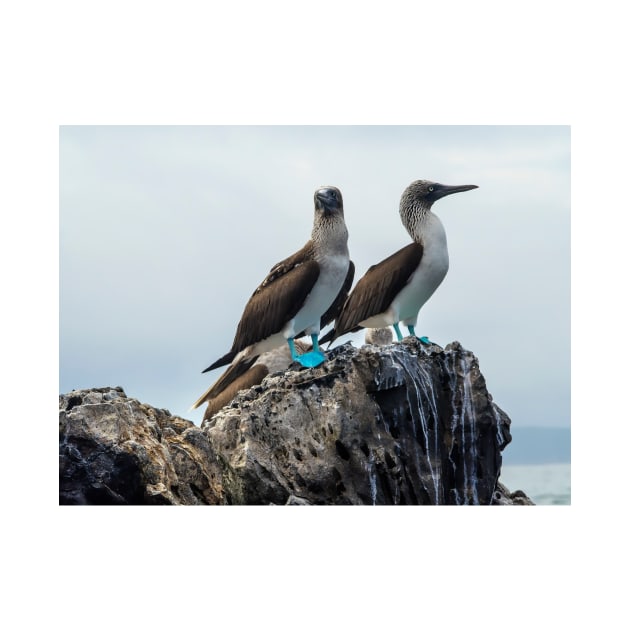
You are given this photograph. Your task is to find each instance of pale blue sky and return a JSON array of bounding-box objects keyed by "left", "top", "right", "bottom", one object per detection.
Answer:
[{"left": 59, "top": 125, "right": 570, "bottom": 428}]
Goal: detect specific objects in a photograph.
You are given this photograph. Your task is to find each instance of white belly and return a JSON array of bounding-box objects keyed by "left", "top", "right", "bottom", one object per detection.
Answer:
[
  {"left": 242, "top": 255, "right": 348, "bottom": 356},
  {"left": 247, "top": 332, "right": 289, "bottom": 358},
  {"left": 360, "top": 215, "right": 449, "bottom": 329},
  {"left": 285, "top": 254, "right": 350, "bottom": 338},
  {"left": 394, "top": 249, "right": 449, "bottom": 325}
]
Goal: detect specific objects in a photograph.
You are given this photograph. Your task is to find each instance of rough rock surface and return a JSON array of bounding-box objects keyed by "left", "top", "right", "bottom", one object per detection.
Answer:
[
  {"left": 59, "top": 387, "right": 224, "bottom": 505},
  {"left": 59, "top": 339, "right": 533, "bottom": 505}
]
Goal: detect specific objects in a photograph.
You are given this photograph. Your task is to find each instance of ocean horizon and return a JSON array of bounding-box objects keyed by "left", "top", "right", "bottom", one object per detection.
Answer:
[{"left": 499, "top": 462, "right": 570, "bottom": 505}]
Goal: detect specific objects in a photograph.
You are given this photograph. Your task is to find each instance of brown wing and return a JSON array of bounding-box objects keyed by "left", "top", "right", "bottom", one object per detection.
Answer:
[
  {"left": 315, "top": 261, "right": 355, "bottom": 345},
  {"left": 197, "top": 343, "right": 306, "bottom": 418},
  {"left": 320, "top": 260, "right": 355, "bottom": 329},
  {"left": 202, "top": 243, "right": 320, "bottom": 373},
  {"left": 332, "top": 243, "right": 423, "bottom": 340},
  {"left": 295, "top": 259, "right": 355, "bottom": 343},
  {"left": 193, "top": 354, "right": 259, "bottom": 409},
  {"left": 230, "top": 243, "right": 320, "bottom": 352},
  {"left": 202, "top": 364, "right": 269, "bottom": 421}
]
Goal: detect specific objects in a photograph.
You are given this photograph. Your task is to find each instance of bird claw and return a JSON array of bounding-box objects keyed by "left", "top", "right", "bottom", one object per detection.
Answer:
[
  {"left": 295, "top": 350, "right": 326, "bottom": 368},
  {"left": 418, "top": 336, "right": 430, "bottom": 344}
]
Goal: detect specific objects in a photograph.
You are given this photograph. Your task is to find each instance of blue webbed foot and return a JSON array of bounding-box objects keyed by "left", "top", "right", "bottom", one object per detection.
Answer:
[
  {"left": 407, "top": 325, "right": 430, "bottom": 344},
  {"left": 295, "top": 350, "right": 326, "bottom": 368}
]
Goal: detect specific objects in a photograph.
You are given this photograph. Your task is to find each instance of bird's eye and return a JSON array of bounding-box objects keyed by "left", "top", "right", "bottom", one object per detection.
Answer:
[{"left": 428, "top": 186, "right": 434, "bottom": 192}]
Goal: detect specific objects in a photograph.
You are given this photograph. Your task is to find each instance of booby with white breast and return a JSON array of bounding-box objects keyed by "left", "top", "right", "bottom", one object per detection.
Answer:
[
  {"left": 193, "top": 262, "right": 354, "bottom": 419},
  {"left": 324, "top": 179, "right": 477, "bottom": 345},
  {"left": 202, "top": 186, "right": 353, "bottom": 373}
]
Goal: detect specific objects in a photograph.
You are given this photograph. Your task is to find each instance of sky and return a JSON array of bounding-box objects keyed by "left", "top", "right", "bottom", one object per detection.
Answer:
[{"left": 59, "top": 125, "right": 570, "bottom": 429}]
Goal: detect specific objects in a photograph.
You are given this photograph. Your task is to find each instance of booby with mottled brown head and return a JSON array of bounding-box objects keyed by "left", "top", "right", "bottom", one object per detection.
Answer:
[
  {"left": 202, "top": 186, "right": 354, "bottom": 373},
  {"left": 324, "top": 179, "right": 477, "bottom": 345}
]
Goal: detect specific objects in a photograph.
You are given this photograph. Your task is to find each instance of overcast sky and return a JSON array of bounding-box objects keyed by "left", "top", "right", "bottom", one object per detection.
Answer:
[
  {"left": 59, "top": 125, "right": 570, "bottom": 428},
  {"left": 11, "top": 0, "right": 630, "bottom": 619}
]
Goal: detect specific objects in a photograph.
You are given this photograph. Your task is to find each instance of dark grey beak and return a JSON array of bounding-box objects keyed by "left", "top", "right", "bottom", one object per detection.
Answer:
[{"left": 430, "top": 183, "right": 478, "bottom": 201}]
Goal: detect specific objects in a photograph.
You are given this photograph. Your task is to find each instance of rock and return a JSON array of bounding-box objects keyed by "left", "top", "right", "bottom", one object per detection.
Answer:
[
  {"left": 59, "top": 340, "right": 533, "bottom": 505},
  {"left": 204, "top": 339, "right": 513, "bottom": 505},
  {"left": 491, "top": 481, "right": 536, "bottom": 505},
  {"left": 59, "top": 386, "right": 224, "bottom": 505}
]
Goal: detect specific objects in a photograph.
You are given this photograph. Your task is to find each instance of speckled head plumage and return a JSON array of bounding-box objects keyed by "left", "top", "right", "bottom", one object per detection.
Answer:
[
  {"left": 312, "top": 185, "right": 348, "bottom": 251},
  {"left": 324, "top": 178, "right": 477, "bottom": 346},
  {"left": 400, "top": 179, "right": 478, "bottom": 239}
]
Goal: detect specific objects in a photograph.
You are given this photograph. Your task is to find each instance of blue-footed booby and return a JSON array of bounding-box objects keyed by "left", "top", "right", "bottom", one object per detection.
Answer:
[
  {"left": 324, "top": 179, "right": 478, "bottom": 345},
  {"left": 192, "top": 341, "right": 308, "bottom": 422},
  {"left": 202, "top": 186, "right": 353, "bottom": 373}
]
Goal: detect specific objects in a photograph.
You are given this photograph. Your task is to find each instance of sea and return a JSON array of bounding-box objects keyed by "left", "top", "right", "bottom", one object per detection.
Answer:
[{"left": 498, "top": 462, "right": 571, "bottom": 505}]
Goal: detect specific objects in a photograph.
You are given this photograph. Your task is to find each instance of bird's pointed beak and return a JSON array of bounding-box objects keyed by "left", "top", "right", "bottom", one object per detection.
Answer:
[{"left": 431, "top": 183, "right": 478, "bottom": 201}]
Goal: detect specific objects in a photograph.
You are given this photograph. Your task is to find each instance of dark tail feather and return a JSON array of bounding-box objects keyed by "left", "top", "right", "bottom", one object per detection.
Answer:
[
  {"left": 321, "top": 325, "right": 363, "bottom": 348},
  {"left": 318, "top": 261, "right": 356, "bottom": 349},
  {"left": 201, "top": 363, "right": 267, "bottom": 420},
  {"left": 208, "top": 354, "right": 258, "bottom": 392},
  {"left": 191, "top": 354, "right": 260, "bottom": 411},
  {"left": 318, "top": 328, "right": 336, "bottom": 346},
  {"left": 202, "top": 349, "right": 237, "bottom": 373}
]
